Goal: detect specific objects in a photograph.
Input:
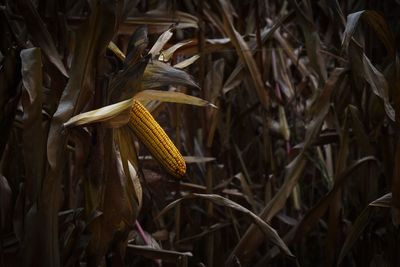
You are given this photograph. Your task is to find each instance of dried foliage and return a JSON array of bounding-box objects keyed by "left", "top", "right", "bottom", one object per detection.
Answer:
[{"left": 1, "top": 0, "right": 400, "bottom": 267}]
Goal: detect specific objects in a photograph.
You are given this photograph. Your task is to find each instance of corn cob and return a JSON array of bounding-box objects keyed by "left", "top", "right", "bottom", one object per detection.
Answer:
[{"left": 129, "top": 99, "right": 186, "bottom": 178}]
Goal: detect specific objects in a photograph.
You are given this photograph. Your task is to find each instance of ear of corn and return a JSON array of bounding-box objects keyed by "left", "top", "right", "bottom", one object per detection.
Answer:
[{"left": 129, "top": 99, "right": 186, "bottom": 178}]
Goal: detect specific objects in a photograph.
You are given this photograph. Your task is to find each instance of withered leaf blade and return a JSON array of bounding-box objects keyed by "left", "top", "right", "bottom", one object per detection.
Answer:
[
  {"left": 108, "top": 41, "right": 126, "bottom": 61},
  {"left": 348, "top": 41, "right": 395, "bottom": 121},
  {"left": 127, "top": 244, "right": 192, "bottom": 263},
  {"left": 125, "top": 26, "right": 149, "bottom": 66},
  {"left": 292, "top": 156, "right": 377, "bottom": 243},
  {"left": 16, "top": 0, "right": 68, "bottom": 77},
  {"left": 20, "top": 47, "right": 44, "bottom": 207},
  {"left": 183, "top": 156, "right": 216, "bottom": 163},
  {"left": 63, "top": 99, "right": 132, "bottom": 128},
  {"left": 109, "top": 55, "right": 150, "bottom": 102},
  {"left": 142, "top": 61, "right": 199, "bottom": 89},
  {"left": 342, "top": 10, "right": 396, "bottom": 55},
  {"left": 290, "top": 0, "right": 327, "bottom": 82},
  {"left": 218, "top": 0, "right": 269, "bottom": 107},
  {"left": 160, "top": 40, "right": 193, "bottom": 62},
  {"left": 338, "top": 193, "right": 392, "bottom": 265},
  {"left": 158, "top": 193, "right": 294, "bottom": 258},
  {"left": 43, "top": 1, "right": 120, "bottom": 266},
  {"left": 87, "top": 143, "right": 140, "bottom": 265},
  {"left": 227, "top": 68, "right": 346, "bottom": 265},
  {"left": 114, "top": 127, "right": 142, "bottom": 209},
  {"left": 0, "top": 175, "right": 12, "bottom": 229},
  {"left": 148, "top": 29, "right": 173, "bottom": 57},
  {"left": 0, "top": 46, "right": 21, "bottom": 159},
  {"left": 222, "top": 13, "right": 290, "bottom": 94},
  {"left": 173, "top": 55, "right": 200, "bottom": 69},
  {"left": 122, "top": 9, "right": 198, "bottom": 34},
  {"left": 134, "top": 90, "right": 216, "bottom": 107}
]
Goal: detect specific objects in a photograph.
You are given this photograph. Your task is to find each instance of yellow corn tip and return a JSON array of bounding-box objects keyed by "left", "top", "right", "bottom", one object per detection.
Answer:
[{"left": 129, "top": 99, "right": 186, "bottom": 178}]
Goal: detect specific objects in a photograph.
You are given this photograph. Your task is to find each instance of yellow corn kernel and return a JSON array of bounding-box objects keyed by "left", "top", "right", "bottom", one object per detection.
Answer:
[{"left": 129, "top": 99, "right": 186, "bottom": 178}]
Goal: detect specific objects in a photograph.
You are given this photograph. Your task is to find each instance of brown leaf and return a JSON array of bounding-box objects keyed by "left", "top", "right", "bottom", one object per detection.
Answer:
[
  {"left": 342, "top": 10, "right": 396, "bottom": 56},
  {"left": 338, "top": 193, "right": 392, "bottom": 265},
  {"left": 227, "top": 68, "right": 346, "bottom": 265},
  {"left": 86, "top": 143, "right": 140, "bottom": 265},
  {"left": 16, "top": 0, "right": 68, "bottom": 77},
  {"left": 120, "top": 10, "right": 198, "bottom": 35},
  {"left": 218, "top": 0, "right": 269, "bottom": 107},
  {"left": 20, "top": 48, "right": 44, "bottom": 207},
  {"left": 142, "top": 61, "right": 199, "bottom": 89},
  {"left": 293, "top": 156, "right": 378, "bottom": 243},
  {"left": 148, "top": 29, "right": 173, "bottom": 57},
  {"left": 0, "top": 175, "right": 12, "bottom": 229},
  {"left": 134, "top": 90, "right": 215, "bottom": 107},
  {"left": 290, "top": 0, "right": 327, "bottom": 82},
  {"left": 36, "top": 1, "right": 121, "bottom": 266},
  {"left": 222, "top": 13, "right": 293, "bottom": 95},
  {"left": 348, "top": 41, "right": 395, "bottom": 121},
  {"left": 125, "top": 26, "right": 149, "bottom": 66},
  {"left": 0, "top": 47, "right": 21, "bottom": 158},
  {"left": 158, "top": 193, "right": 294, "bottom": 258}
]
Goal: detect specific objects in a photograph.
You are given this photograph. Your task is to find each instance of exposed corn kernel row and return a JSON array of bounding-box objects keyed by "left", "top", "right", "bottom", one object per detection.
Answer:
[{"left": 129, "top": 99, "right": 186, "bottom": 178}]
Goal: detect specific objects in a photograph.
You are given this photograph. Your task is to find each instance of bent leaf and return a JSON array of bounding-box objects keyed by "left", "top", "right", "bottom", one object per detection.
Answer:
[
  {"left": 158, "top": 193, "right": 294, "bottom": 258},
  {"left": 134, "top": 90, "right": 216, "bottom": 107},
  {"left": 173, "top": 55, "right": 200, "bottom": 69},
  {"left": 16, "top": 0, "right": 68, "bottom": 77},
  {"left": 342, "top": 10, "right": 395, "bottom": 55},
  {"left": 218, "top": 0, "right": 268, "bottom": 107},
  {"left": 348, "top": 41, "right": 395, "bottom": 121},
  {"left": 338, "top": 193, "right": 392, "bottom": 265}
]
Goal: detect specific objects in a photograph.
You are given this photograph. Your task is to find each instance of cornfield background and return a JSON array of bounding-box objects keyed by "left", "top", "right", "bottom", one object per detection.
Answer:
[{"left": 1, "top": 0, "right": 400, "bottom": 266}]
